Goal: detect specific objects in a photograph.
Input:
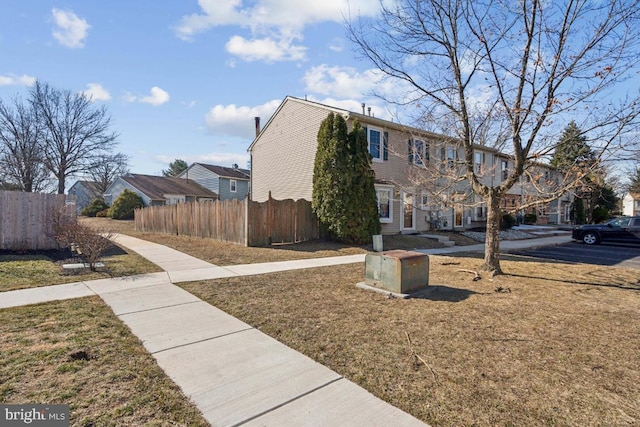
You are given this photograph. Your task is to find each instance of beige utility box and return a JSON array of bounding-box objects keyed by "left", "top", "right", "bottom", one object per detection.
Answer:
[{"left": 364, "top": 250, "right": 429, "bottom": 294}]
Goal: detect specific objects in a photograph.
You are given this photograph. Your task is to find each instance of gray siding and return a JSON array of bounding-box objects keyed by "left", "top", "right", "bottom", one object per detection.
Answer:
[
  {"left": 181, "top": 163, "right": 248, "bottom": 201},
  {"left": 68, "top": 183, "right": 97, "bottom": 214},
  {"left": 219, "top": 177, "right": 249, "bottom": 201},
  {"left": 183, "top": 164, "right": 220, "bottom": 194},
  {"left": 104, "top": 178, "right": 152, "bottom": 206}
]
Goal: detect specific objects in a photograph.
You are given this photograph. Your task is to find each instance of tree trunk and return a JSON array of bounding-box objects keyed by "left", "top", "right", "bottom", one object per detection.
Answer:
[
  {"left": 482, "top": 190, "right": 503, "bottom": 274},
  {"left": 57, "top": 173, "right": 65, "bottom": 195}
]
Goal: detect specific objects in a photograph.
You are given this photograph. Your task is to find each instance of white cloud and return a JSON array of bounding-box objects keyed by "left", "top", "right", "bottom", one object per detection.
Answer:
[
  {"left": 303, "top": 64, "right": 416, "bottom": 110},
  {"left": 303, "top": 65, "right": 382, "bottom": 99},
  {"left": 174, "top": 0, "right": 383, "bottom": 62},
  {"left": 0, "top": 74, "right": 36, "bottom": 86},
  {"left": 328, "top": 38, "right": 345, "bottom": 52},
  {"left": 205, "top": 99, "right": 282, "bottom": 138},
  {"left": 81, "top": 83, "right": 111, "bottom": 101},
  {"left": 124, "top": 87, "right": 170, "bottom": 106},
  {"left": 141, "top": 87, "right": 170, "bottom": 106},
  {"left": 225, "top": 35, "right": 306, "bottom": 62},
  {"left": 51, "top": 8, "right": 90, "bottom": 48}
]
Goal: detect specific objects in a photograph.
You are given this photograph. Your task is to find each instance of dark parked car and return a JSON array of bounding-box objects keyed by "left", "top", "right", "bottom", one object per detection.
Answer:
[{"left": 572, "top": 216, "right": 640, "bottom": 245}]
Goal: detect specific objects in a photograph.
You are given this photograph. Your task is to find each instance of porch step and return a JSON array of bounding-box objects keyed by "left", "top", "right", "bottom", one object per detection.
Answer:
[{"left": 419, "top": 234, "right": 456, "bottom": 247}]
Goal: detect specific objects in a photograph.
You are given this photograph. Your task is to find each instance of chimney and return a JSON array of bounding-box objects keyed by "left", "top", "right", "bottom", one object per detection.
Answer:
[
  {"left": 254, "top": 117, "right": 260, "bottom": 138},
  {"left": 368, "top": 106, "right": 371, "bottom": 117},
  {"left": 361, "top": 103, "right": 365, "bottom": 114}
]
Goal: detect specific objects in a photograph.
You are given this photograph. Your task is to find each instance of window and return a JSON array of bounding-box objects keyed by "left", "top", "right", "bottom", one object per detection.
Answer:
[
  {"left": 409, "top": 139, "right": 429, "bottom": 166},
  {"left": 501, "top": 160, "right": 508, "bottom": 180},
  {"left": 447, "top": 147, "right": 456, "bottom": 169},
  {"left": 368, "top": 127, "right": 382, "bottom": 161},
  {"left": 376, "top": 187, "right": 393, "bottom": 223},
  {"left": 420, "top": 192, "right": 429, "bottom": 210},
  {"left": 476, "top": 206, "right": 485, "bottom": 219},
  {"left": 230, "top": 179, "right": 237, "bottom": 193},
  {"left": 474, "top": 152, "right": 484, "bottom": 173}
]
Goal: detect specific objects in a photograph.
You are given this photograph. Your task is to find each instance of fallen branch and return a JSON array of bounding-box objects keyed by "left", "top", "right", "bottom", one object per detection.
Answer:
[
  {"left": 405, "top": 331, "right": 439, "bottom": 385},
  {"left": 457, "top": 269, "right": 481, "bottom": 281}
]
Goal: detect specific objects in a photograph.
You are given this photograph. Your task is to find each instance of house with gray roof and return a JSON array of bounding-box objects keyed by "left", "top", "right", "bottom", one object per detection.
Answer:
[
  {"left": 104, "top": 174, "right": 217, "bottom": 206},
  {"left": 178, "top": 163, "right": 250, "bottom": 201}
]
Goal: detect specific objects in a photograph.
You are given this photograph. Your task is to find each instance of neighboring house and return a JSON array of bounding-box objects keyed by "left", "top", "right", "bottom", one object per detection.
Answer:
[
  {"left": 68, "top": 180, "right": 100, "bottom": 214},
  {"left": 178, "top": 163, "right": 250, "bottom": 201},
  {"left": 104, "top": 174, "right": 217, "bottom": 206},
  {"left": 249, "top": 96, "right": 572, "bottom": 234},
  {"left": 622, "top": 192, "right": 640, "bottom": 216}
]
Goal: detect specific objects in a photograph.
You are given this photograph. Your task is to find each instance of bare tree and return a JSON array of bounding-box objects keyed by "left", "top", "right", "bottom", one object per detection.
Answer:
[
  {"left": 84, "top": 152, "right": 130, "bottom": 197},
  {"left": 30, "top": 80, "right": 118, "bottom": 194},
  {"left": 349, "top": 0, "right": 640, "bottom": 273},
  {"left": 0, "top": 96, "right": 51, "bottom": 192}
]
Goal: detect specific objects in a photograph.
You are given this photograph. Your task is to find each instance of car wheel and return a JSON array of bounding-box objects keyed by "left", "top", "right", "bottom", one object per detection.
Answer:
[{"left": 582, "top": 232, "right": 599, "bottom": 245}]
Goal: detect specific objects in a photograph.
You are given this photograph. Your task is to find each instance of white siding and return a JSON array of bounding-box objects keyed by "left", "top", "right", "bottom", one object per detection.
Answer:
[{"left": 251, "top": 99, "right": 336, "bottom": 202}]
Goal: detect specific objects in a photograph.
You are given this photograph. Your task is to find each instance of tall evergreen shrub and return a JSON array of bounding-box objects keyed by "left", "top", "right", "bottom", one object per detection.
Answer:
[{"left": 312, "top": 113, "right": 380, "bottom": 244}]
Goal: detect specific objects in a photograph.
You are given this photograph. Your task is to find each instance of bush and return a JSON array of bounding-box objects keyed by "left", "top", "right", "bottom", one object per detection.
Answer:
[
  {"left": 108, "top": 189, "right": 144, "bottom": 220},
  {"left": 524, "top": 213, "right": 537, "bottom": 224},
  {"left": 592, "top": 206, "right": 609, "bottom": 224},
  {"left": 501, "top": 212, "right": 517, "bottom": 230},
  {"left": 96, "top": 208, "right": 110, "bottom": 218},
  {"left": 81, "top": 198, "right": 109, "bottom": 217},
  {"left": 51, "top": 217, "right": 114, "bottom": 271}
]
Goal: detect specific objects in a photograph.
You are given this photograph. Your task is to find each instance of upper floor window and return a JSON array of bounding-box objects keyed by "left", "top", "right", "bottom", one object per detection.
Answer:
[
  {"left": 446, "top": 147, "right": 456, "bottom": 169},
  {"left": 368, "top": 127, "right": 381, "bottom": 160},
  {"left": 230, "top": 179, "right": 237, "bottom": 193},
  {"left": 501, "top": 160, "right": 509, "bottom": 180},
  {"left": 366, "top": 126, "right": 388, "bottom": 162},
  {"left": 474, "top": 151, "right": 485, "bottom": 173},
  {"left": 408, "top": 139, "right": 429, "bottom": 166}
]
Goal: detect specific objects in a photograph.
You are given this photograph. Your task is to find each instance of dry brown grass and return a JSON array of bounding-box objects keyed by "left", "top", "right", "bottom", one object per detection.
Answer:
[
  {"left": 0, "top": 297, "right": 208, "bottom": 426},
  {"left": 0, "top": 244, "right": 161, "bottom": 292},
  {"left": 79, "top": 217, "right": 478, "bottom": 265},
  {"left": 180, "top": 256, "right": 640, "bottom": 427}
]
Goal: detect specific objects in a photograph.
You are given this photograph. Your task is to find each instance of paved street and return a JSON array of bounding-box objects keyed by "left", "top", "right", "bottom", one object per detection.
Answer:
[{"left": 512, "top": 241, "right": 640, "bottom": 270}]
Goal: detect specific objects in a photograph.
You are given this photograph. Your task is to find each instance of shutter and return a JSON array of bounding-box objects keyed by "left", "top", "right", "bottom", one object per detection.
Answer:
[
  {"left": 408, "top": 139, "right": 413, "bottom": 163},
  {"left": 383, "top": 131, "right": 389, "bottom": 160}
]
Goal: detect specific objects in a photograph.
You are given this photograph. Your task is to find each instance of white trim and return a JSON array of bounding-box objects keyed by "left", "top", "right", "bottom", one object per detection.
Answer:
[
  {"left": 401, "top": 190, "right": 416, "bottom": 231},
  {"left": 375, "top": 185, "right": 393, "bottom": 224},
  {"left": 230, "top": 179, "right": 237, "bottom": 193},
  {"left": 368, "top": 126, "right": 383, "bottom": 162}
]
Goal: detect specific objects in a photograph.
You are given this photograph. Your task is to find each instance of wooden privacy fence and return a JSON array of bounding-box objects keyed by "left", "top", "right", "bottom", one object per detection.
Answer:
[
  {"left": 0, "top": 191, "right": 77, "bottom": 250},
  {"left": 134, "top": 197, "right": 319, "bottom": 246}
]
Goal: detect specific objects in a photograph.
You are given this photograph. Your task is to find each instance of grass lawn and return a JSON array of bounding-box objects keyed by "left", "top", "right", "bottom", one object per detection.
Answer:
[
  {"left": 0, "top": 297, "right": 208, "bottom": 426},
  {"left": 7, "top": 217, "right": 638, "bottom": 425},
  {"left": 79, "top": 217, "right": 479, "bottom": 265},
  {"left": 180, "top": 255, "right": 640, "bottom": 427},
  {"left": 0, "top": 244, "right": 162, "bottom": 292}
]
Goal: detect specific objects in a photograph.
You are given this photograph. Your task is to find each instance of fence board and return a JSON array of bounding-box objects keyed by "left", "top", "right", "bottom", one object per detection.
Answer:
[
  {"left": 134, "top": 197, "right": 318, "bottom": 247},
  {"left": 0, "top": 191, "right": 77, "bottom": 250}
]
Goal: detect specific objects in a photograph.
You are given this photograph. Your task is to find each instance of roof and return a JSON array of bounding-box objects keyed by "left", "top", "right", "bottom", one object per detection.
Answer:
[
  {"left": 248, "top": 96, "right": 498, "bottom": 154},
  {"left": 121, "top": 174, "right": 218, "bottom": 201},
  {"left": 70, "top": 180, "right": 100, "bottom": 193},
  {"left": 191, "top": 163, "right": 250, "bottom": 180}
]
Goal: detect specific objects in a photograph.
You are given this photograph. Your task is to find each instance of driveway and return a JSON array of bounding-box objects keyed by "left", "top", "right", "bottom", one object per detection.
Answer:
[{"left": 512, "top": 241, "right": 640, "bottom": 270}]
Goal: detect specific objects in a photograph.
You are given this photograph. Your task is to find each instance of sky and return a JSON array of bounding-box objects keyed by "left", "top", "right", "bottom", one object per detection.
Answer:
[{"left": 0, "top": 0, "right": 393, "bottom": 178}]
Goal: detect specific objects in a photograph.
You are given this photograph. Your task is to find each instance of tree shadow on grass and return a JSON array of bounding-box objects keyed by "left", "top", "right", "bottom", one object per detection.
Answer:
[
  {"left": 409, "top": 285, "right": 484, "bottom": 302},
  {"left": 443, "top": 252, "right": 640, "bottom": 291}
]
